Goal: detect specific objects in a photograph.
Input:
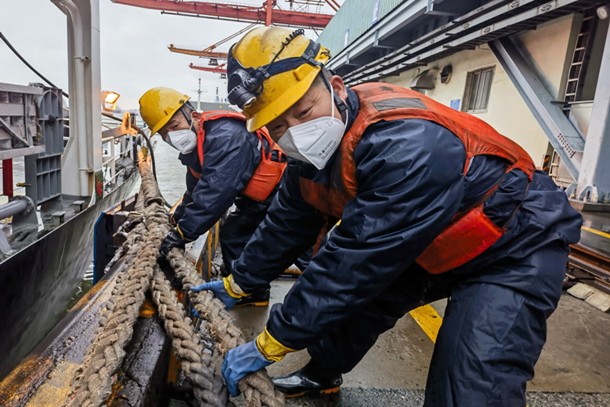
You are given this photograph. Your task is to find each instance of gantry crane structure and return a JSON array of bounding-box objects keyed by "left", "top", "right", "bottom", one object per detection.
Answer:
[
  {"left": 111, "top": 0, "right": 335, "bottom": 28},
  {"left": 112, "top": 0, "right": 339, "bottom": 75}
]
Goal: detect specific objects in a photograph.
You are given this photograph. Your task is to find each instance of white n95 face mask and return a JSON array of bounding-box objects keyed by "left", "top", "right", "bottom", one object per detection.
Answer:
[
  {"left": 277, "top": 87, "right": 347, "bottom": 170},
  {"left": 166, "top": 128, "right": 197, "bottom": 154}
]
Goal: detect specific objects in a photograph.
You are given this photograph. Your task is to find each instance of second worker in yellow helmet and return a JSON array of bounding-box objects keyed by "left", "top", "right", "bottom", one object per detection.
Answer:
[{"left": 139, "top": 87, "right": 309, "bottom": 306}]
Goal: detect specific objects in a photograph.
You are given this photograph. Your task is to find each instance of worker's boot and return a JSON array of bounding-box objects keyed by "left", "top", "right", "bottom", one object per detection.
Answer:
[
  {"left": 272, "top": 360, "right": 342, "bottom": 398},
  {"left": 279, "top": 267, "right": 302, "bottom": 278},
  {"left": 234, "top": 288, "right": 270, "bottom": 307}
]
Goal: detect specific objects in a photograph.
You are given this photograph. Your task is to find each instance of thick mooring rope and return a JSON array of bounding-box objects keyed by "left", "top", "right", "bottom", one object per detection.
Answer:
[
  {"left": 138, "top": 152, "right": 229, "bottom": 405},
  {"left": 151, "top": 266, "right": 229, "bottom": 406},
  {"left": 167, "top": 250, "right": 285, "bottom": 407},
  {"left": 65, "top": 149, "right": 281, "bottom": 406},
  {"left": 66, "top": 203, "right": 168, "bottom": 407}
]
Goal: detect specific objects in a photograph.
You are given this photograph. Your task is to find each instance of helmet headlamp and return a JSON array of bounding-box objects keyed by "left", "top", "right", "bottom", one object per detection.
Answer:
[{"left": 227, "top": 30, "right": 323, "bottom": 109}]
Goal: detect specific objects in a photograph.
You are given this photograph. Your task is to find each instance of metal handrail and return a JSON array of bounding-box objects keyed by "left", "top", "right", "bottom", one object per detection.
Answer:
[{"left": 98, "top": 112, "right": 140, "bottom": 191}]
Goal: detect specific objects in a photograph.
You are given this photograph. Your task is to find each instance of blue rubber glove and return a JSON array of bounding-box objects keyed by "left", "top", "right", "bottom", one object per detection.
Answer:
[
  {"left": 190, "top": 280, "right": 239, "bottom": 309},
  {"left": 222, "top": 341, "right": 274, "bottom": 397}
]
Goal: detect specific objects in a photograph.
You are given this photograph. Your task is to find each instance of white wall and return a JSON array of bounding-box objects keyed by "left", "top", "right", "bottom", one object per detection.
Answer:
[{"left": 383, "top": 15, "right": 575, "bottom": 168}]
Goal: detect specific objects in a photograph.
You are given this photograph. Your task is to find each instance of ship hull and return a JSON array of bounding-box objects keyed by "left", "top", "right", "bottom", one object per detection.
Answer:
[{"left": 0, "top": 174, "right": 139, "bottom": 379}]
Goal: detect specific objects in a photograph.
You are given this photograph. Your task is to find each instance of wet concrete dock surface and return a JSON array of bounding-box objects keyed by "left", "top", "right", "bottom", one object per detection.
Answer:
[{"left": 229, "top": 278, "right": 610, "bottom": 407}]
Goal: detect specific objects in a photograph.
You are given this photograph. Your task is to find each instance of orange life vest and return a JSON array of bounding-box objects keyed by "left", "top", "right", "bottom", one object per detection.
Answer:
[
  {"left": 188, "top": 110, "right": 287, "bottom": 202},
  {"left": 300, "top": 83, "right": 535, "bottom": 274}
]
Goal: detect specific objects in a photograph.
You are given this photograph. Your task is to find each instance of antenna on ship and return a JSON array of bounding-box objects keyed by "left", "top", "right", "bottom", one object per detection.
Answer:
[{"left": 196, "top": 78, "right": 203, "bottom": 111}]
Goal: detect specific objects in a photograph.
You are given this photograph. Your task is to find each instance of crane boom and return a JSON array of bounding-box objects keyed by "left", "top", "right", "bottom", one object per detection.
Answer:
[
  {"left": 168, "top": 23, "right": 255, "bottom": 59},
  {"left": 168, "top": 45, "right": 228, "bottom": 59},
  {"left": 189, "top": 63, "right": 227, "bottom": 74}
]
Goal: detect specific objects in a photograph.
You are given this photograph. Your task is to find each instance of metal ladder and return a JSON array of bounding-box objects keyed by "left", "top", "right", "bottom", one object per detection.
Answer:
[
  {"left": 564, "top": 9, "right": 597, "bottom": 106},
  {"left": 548, "top": 9, "right": 597, "bottom": 183}
]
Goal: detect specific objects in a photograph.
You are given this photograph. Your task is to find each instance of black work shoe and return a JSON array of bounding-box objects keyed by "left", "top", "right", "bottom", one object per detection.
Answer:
[
  {"left": 279, "top": 267, "right": 302, "bottom": 278},
  {"left": 234, "top": 289, "right": 270, "bottom": 307},
  {"left": 272, "top": 366, "right": 342, "bottom": 398}
]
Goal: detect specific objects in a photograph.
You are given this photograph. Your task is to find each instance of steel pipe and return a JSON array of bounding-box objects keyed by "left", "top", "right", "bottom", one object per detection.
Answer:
[{"left": 0, "top": 199, "right": 28, "bottom": 221}]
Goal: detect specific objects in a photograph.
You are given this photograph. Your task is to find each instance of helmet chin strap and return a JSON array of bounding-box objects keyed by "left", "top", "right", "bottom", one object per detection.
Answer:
[
  {"left": 321, "top": 69, "right": 348, "bottom": 121},
  {"left": 180, "top": 105, "right": 194, "bottom": 127}
]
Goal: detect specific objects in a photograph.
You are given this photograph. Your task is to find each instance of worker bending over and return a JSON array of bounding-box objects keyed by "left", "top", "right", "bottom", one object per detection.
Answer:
[
  {"left": 140, "top": 87, "right": 300, "bottom": 306},
  {"left": 197, "top": 27, "right": 583, "bottom": 406}
]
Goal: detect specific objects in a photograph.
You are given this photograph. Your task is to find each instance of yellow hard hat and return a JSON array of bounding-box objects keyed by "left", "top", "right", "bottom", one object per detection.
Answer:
[
  {"left": 227, "top": 27, "right": 331, "bottom": 131},
  {"left": 139, "top": 87, "right": 191, "bottom": 135}
]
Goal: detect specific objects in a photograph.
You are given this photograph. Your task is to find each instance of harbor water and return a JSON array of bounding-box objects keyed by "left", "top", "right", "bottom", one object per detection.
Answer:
[{"left": 150, "top": 135, "right": 188, "bottom": 205}]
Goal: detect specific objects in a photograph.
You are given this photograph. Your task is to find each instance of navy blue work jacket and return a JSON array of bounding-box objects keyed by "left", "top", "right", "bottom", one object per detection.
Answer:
[
  {"left": 231, "top": 88, "right": 582, "bottom": 350},
  {"left": 176, "top": 118, "right": 270, "bottom": 239}
]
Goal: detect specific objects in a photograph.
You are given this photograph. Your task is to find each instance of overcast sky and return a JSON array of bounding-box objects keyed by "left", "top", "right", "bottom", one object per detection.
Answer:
[{"left": 0, "top": 0, "right": 334, "bottom": 110}]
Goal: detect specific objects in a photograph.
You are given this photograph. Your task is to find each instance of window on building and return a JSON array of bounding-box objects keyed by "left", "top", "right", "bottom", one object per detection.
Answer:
[{"left": 462, "top": 66, "right": 495, "bottom": 113}]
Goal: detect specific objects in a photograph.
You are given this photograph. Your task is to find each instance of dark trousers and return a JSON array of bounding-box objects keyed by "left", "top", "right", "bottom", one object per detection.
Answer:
[
  {"left": 307, "top": 243, "right": 568, "bottom": 407},
  {"left": 219, "top": 207, "right": 265, "bottom": 275},
  {"left": 220, "top": 205, "right": 311, "bottom": 277}
]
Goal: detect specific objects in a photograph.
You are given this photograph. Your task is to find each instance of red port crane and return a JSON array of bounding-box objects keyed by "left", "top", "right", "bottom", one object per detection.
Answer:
[
  {"left": 189, "top": 63, "right": 227, "bottom": 74},
  {"left": 168, "top": 23, "right": 256, "bottom": 60},
  {"left": 111, "top": 0, "right": 333, "bottom": 29},
  {"left": 168, "top": 45, "right": 228, "bottom": 60}
]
